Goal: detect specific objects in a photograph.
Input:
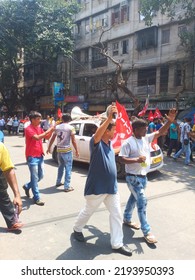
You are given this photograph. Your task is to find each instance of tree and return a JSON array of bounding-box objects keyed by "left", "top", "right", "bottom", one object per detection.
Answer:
[
  {"left": 96, "top": 28, "right": 142, "bottom": 116},
  {"left": 0, "top": 0, "right": 79, "bottom": 115},
  {"left": 140, "top": 0, "right": 195, "bottom": 26}
]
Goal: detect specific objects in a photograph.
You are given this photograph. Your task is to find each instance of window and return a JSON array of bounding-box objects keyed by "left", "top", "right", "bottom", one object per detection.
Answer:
[
  {"left": 84, "top": 49, "right": 89, "bottom": 63},
  {"left": 175, "top": 66, "right": 183, "bottom": 86},
  {"left": 92, "top": 13, "right": 108, "bottom": 33},
  {"left": 111, "top": 6, "right": 120, "bottom": 25},
  {"left": 91, "top": 46, "right": 107, "bottom": 68},
  {"left": 112, "top": 42, "right": 119, "bottom": 56},
  {"left": 160, "top": 66, "right": 169, "bottom": 92},
  {"left": 83, "top": 124, "right": 97, "bottom": 137},
  {"left": 138, "top": 67, "right": 156, "bottom": 86},
  {"left": 121, "top": 4, "right": 129, "bottom": 23},
  {"left": 71, "top": 123, "right": 81, "bottom": 135},
  {"left": 85, "top": 18, "right": 90, "bottom": 34},
  {"left": 136, "top": 26, "right": 158, "bottom": 51},
  {"left": 161, "top": 29, "right": 170, "bottom": 44},
  {"left": 122, "top": 39, "right": 129, "bottom": 54},
  {"left": 76, "top": 22, "right": 81, "bottom": 35},
  {"left": 91, "top": 77, "right": 107, "bottom": 91}
]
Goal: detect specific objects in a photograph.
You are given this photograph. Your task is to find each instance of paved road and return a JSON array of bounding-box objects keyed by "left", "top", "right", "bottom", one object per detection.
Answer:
[{"left": 0, "top": 134, "right": 195, "bottom": 261}]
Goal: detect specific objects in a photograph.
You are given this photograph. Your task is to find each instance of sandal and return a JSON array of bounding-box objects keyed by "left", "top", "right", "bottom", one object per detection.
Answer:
[
  {"left": 64, "top": 187, "right": 74, "bottom": 192},
  {"left": 123, "top": 220, "right": 140, "bottom": 230},
  {"left": 144, "top": 233, "right": 158, "bottom": 244}
]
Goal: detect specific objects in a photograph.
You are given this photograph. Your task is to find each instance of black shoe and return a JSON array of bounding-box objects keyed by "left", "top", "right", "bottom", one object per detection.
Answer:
[
  {"left": 55, "top": 183, "right": 63, "bottom": 187},
  {"left": 35, "top": 199, "right": 45, "bottom": 206},
  {"left": 113, "top": 245, "right": 133, "bottom": 256},
  {"left": 23, "top": 185, "right": 30, "bottom": 198},
  {"left": 73, "top": 230, "right": 85, "bottom": 242}
]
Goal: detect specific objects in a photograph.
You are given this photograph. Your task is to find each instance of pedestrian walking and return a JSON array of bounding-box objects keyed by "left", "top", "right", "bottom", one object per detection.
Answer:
[
  {"left": 119, "top": 108, "right": 177, "bottom": 244},
  {"left": 0, "top": 142, "right": 23, "bottom": 231},
  {"left": 173, "top": 117, "right": 192, "bottom": 165},
  {"left": 23, "top": 111, "right": 55, "bottom": 206},
  {"left": 12, "top": 117, "right": 19, "bottom": 135},
  {"left": 0, "top": 117, "right": 5, "bottom": 131},
  {"left": 167, "top": 119, "right": 179, "bottom": 157},
  {"left": 6, "top": 116, "right": 13, "bottom": 135},
  {"left": 73, "top": 104, "right": 133, "bottom": 257},
  {"left": 47, "top": 113, "right": 79, "bottom": 192}
]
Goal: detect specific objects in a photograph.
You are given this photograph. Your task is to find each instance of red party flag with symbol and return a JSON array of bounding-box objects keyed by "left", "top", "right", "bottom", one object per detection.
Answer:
[
  {"left": 111, "top": 101, "right": 132, "bottom": 149},
  {"left": 153, "top": 107, "right": 162, "bottom": 119}
]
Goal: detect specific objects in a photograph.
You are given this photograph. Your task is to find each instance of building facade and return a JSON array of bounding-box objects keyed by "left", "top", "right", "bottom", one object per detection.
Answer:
[{"left": 70, "top": 0, "right": 195, "bottom": 114}]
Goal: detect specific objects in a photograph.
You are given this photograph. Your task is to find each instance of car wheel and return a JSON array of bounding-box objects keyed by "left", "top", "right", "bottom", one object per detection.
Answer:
[
  {"left": 115, "top": 155, "right": 125, "bottom": 179},
  {"left": 52, "top": 146, "right": 58, "bottom": 163}
]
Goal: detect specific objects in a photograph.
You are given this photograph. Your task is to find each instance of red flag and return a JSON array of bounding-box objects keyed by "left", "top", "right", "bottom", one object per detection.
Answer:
[
  {"left": 148, "top": 110, "right": 154, "bottom": 121},
  {"left": 111, "top": 101, "right": 132, "bottom": 149},
  {"left": 138, "top": 95, "right": 149, "bottom": 117},
  {"left": 57, "top": 108, "right": 62, "bottom": 118},
  {"left": 153, "top": 107, "right": 162, "bottom": 119}
]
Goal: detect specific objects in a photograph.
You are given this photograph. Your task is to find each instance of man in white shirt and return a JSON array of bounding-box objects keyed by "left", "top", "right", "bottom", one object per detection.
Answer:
[{"left": 119, "top": 109, "right": 177, "bottom": 244}]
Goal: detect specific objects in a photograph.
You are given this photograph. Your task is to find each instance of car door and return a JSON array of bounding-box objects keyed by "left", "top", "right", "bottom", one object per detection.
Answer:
[{"left": 78, "top": 123, "right": 98, "bottom": 162}]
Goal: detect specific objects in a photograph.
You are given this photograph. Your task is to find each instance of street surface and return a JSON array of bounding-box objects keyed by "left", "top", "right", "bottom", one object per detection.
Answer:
[{"left": 0, "top": 134, "right": 195, "bottom": 261}]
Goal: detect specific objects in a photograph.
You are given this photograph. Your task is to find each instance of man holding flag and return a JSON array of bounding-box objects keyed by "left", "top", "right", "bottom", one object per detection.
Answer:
[
  {"left": 73, "top": 103, "right": 133, "bottom": 256},
  {"left": 119, "top": 108, "right": 177, "bottom": 244}
]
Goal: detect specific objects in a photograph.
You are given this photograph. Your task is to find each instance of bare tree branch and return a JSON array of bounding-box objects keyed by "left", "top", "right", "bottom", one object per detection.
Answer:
[{"left": 98, "top": 28, "right": 140, "bottom": 111}]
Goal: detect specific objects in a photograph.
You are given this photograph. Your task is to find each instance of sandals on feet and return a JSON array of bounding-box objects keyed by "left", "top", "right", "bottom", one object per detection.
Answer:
[
  {"left": 144, "top": 233, "right": 158, "bottom": 244},
  {"left": 123, "top": 220, "right": 140, "bottom": 230},
  {"left": 64, "top": 187, "right": 74, "bottom": 192}
]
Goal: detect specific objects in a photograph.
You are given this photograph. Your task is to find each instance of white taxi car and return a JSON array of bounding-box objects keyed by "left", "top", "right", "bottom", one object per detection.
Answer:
[{"left": 48, "top": 119, "right": 163, "bottom": 179}]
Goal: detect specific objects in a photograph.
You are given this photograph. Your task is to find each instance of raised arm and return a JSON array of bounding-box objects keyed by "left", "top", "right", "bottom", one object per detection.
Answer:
[{"left": 93, "top": 104, "right": 117, "bottom": 144}]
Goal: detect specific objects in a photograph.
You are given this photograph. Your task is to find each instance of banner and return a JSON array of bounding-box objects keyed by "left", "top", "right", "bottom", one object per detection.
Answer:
[
  {"left": 53, "top": 82, "right": 65, "bottom": 106},
  {"left": 111, "top": 101, "right": 132, "bottom": 149},
  {"left": 138, "top": 95, "right": 149, "bottom": 117},
  {"left": 153, "top": 107, "right": 162, "bottom": 119}
]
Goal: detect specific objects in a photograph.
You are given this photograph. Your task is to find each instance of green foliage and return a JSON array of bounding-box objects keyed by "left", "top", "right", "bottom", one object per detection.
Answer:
[
  {"left": 0, "top": 0, "right": 79, "bottom": 114},
  {"left": 140, "top": 0, "right": 195, "bottom": 26}
]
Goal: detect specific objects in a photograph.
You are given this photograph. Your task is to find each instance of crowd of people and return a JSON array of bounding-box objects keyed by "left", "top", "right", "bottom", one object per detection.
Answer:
[
  {"left": 0, "top": 106, "right": 194, "bottom": 257},
  {"left": 0, "top": 115, "right": 23, "bottom": 135},
  {"left": 146, "top": 116, "right": 195, "bottom": 164}
]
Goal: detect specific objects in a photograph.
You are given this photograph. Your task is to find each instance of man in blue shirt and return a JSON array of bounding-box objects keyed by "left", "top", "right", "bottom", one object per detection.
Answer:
[{"left": 73, "top": 104, "right": 132, "bottom": 256}]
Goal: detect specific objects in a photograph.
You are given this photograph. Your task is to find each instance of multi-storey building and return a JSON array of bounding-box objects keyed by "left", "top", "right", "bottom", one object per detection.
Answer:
[{"left": 70, "top": 0, "right": 195, "bottom": 115}]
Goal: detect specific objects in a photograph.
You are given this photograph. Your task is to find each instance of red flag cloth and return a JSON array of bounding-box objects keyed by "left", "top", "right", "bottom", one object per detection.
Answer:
[
  {"left": 153, "top": 107, "right": 162, "bottom": 119},
  {"left": 148, "top": 110, "right": 154, "bottom": 121},
  {"left": 138, "top": 96, "right": 149, "bottom": 117},
  {"left": 57, "top": 108, "right": 62, "bottom": 118},
  {"left": 151, "top": 134, "right": 158, "bottom": 150},
  {"left": 111, "top": 101, "right": 132, "bottom": 149}
]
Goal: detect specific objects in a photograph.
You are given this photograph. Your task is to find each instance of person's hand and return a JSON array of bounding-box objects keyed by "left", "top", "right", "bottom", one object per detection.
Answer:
[
  {"left": 107, "top": 103, "right": 118, "bottom": 120},
  {"left": 13, "top": 195, "right": 23, "bottom": 214},
  {"left": 165, "top": 108, "right": 177, "bottom": 123},
  {"left": 75, "top": 151, "right": 79, "bottom": 158},
  {"left": 137, "top": 155, "right": 146, "bottom": 163}
]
